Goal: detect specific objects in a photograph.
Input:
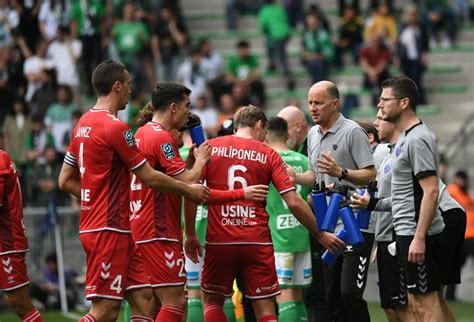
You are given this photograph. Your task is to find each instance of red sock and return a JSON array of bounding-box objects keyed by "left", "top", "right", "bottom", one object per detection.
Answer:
[
  {"left": 204, "top": 304, "right": 227, "bottom": 322},
  {"left": 155, "top": 305, "right": 183, "bottom": 322},
  {"left": 258, "top": 315, "right": 277, "bottom": 322},
  {"left": 79, "top": 313, "right": 97, "bottom": 322},
  {"left": 21, "top": 308, "right": 42, "bottom": 322},
  {"left": 130, "top": 315, "right": 153, "bottom": 322}
]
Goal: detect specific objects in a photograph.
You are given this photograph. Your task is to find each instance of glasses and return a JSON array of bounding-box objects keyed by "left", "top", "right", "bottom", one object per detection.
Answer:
[{"left": 379, "top": 97, "right": 405, "bottom": 102}]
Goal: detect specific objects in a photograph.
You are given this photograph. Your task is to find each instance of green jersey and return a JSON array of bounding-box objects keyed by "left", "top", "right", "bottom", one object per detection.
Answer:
[
  {"left": 267, "top": 150, "right": 310, "bottom": 252},
  {"left": 179, "top": 146, "right": 208, "bottom": 244},
  {"left": 112, "top": 21, "right": 150, "bottom": 65},
  {"left": 70, "top": 0, "right": 105, "bottom": 36}
]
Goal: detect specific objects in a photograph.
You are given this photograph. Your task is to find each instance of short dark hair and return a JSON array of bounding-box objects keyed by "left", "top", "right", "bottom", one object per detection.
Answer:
[
  {"left": 357, "top": 121, "right": 380, "bottom": 143},
  {"left": 234, "top": 105, "right": 267, "bottom": 130},
  {"left": 237, "top": 40, "right": 250, "bottom": 49},
  {"left": 92, "top": 60, "right": 127, "bottom": 96},
  {"left": 267, "top": 116, "right": 288, "bottom": 138},
  {"left": 455, "top": 170, "right": 468, "bottom": 180},
  {"left": 381, "top": 76, "right": 419, "bottom": 111},
  {"left": 151, "top": 82, "right": 191, "bottom": 111}
]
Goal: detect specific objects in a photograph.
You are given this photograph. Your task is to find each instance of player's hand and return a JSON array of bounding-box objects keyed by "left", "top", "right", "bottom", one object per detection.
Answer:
[
  {"left": 317, "top": 231, "right": 345, "bottom": 254},
  {"left": 186, "top": 183, "right": 210, "bottom": 204},
  {"left": 195, "top": 142, "right": 211, "bottom": 164},
  {"left": 285, "top": 164, "right": 296, "bottom": 183},
  {"left": 349, "top": 189, "right": 370, "bottom": 210},
  {"left": 408, "top": 237, "right": 425, "bottom": 264},
  {"left": 243, "top": 185, "right": 268, "bottom": 202},
  {"left": 184, "top": 235, "right": 203, "bottom": 264},
  {"left": 317, "top": 152, "right": 343, "bottom": 178}
]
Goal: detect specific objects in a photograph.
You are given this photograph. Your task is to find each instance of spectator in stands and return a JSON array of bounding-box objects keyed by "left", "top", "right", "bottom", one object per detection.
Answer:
[
  {"left": 283, "top": 0, "right": 304, "bottom": 28},
  {"left": 363, "top": 2, "right": 397, "bottom": 49},
  {"left": 0, "top": 0, "right": 20, "bottom": 48},
  {"left": 38, "top": 0, "right": 71, "bottom": 42},
  {"left": 397, "top": 5, "right": 429, "bottom": 105},
  {"left": 258, "top": 0, "right": 294, "bottom": 90},
  {"left": 2, "top": 97, "right": 31, "bottom": 193},
  {"left": 217, "top": 93, "right": 238, "bottom": 131},
  {"left": 360, "top": 33, "right": 391, "bottom": 106},
  {"left": 419, "top": 0, "right": 456, "bottom": 47},
  {"left": 44, "top": 85, "right": 77, "bottom": 152},
  {"left": 151, "top": 5, "right": 188, "bottom": 82},
  {"left": 306, "top": 4, "right": 331, "bottom": 33},
  {"left": 199, "top": 38, "right": 226, "bottom": 106},
  {"left": 0, "top": 46, "right": 14, "bottom": 125},
  {"left": 302, "top": 13, "right": 334, "bottom": 84},
  {"left": 70, "top": 0, "right": 105, "bottom": 97},
  {"left": 226, "top": 40, "right": 266, "bottom": 107},
  {"left": 191, "top": 94, "right": 219, "bottom": 138},
  {"left": 231, "top": 81, "right": 253, "bottom": 107},
  {"left": 339, "top": 0, "right": 359, "bottom": 16},
  {"left": 23, "top": 39, "right": 51, "bottom": 102},
  {"left": 453, "top": 0, "right": 470, "bottom": 25},
  {"left": 176, "top": 45, "right": 207, "bottom": 106},
  {"left": 446, "top": 170, "right": 474, "bottom": 301},
  {"left": 30, "top": 145, "right": 69, "bottom": 206},
  {"left": 11, "top": 0, "right": 41, "bottom": 52},
  {"left": 8, "top": 28, "right": 31, "bottom": 98},
  {"left": 111, "top": 3, "right": 150, "bottom": 93},
  {"left": 61, "top": 110, "right": 81, "bottom": 153},
  {"left": 225, "top": 0, "right": 264, "bottom": 30},
  {"left": 30, "top": 252, "right": 78, "bottom": 310},
  {"left": 30, "top": 68, "right": 57, "bottom": 120},
  {"left": 46, "top": 26, "right": 81, "bottom": 104},
  {"left": 334, "top": 4, "right": 364, "bottom": 68},
  {"left": 26, "top": 115, "right": 55, "bottom": 168}
]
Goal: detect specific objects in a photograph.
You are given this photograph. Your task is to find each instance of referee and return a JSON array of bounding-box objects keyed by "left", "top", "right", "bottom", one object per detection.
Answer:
[
  {"left": 292, "top": 81, "right": 376, "bottom": 322},
  {"left": 377, "top": 76, "right": 445, "bottom": 321}
]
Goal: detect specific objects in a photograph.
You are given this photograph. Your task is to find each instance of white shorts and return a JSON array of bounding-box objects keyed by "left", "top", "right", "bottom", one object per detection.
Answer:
[
  {"left": 274, "top": 251, "right": 312, "bottom": 288},
  {"left": 185, "top": 249, "right": 205, "bottom": 289}
]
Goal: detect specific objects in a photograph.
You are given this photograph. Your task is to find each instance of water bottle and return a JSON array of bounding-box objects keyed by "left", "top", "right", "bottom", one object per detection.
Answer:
[
  {"left": 322, "top": 229, "right": 348, "bottom": 265},
  {"left": 321, "top": 186, "right": 345, "bottom": 232},
  {"left": 311, "top": 181, "right": 327, "bottom": 230},
  {"left": 339, "top": 202, "right": 364, "bottom": 247},
  {"left": 357, "top": 181, "right": 378, "bottom": 229},
  {"left": 187, "top": 114, "right": 206, "bottom": 147}
]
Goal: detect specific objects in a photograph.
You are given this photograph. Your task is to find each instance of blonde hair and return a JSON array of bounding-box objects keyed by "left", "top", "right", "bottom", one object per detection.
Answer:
[
  {"left": 137, "top": 102, "right": 156, "bottom": 127},
  {"left": 233, "top": 104, "right": 267, "bottom": 130}
]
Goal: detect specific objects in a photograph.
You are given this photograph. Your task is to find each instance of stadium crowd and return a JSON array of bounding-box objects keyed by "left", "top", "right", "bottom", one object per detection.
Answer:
[{"left": 0, "top": 1, "right": 473, "bottom": 322}]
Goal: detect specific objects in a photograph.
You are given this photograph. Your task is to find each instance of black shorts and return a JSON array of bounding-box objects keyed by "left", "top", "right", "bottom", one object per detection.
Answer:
[
  {"left": 439, "top": 208, "right": 466, "bottom": 285},
  {"left": 395, "top": 233, "right": 443, "bottom": 295},
  {"left": 376, "top": 241, "right": 408, "bottom": 309}
]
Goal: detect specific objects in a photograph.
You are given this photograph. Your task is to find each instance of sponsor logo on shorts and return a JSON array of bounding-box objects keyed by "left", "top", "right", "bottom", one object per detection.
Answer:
[
  {"left": 161, "top": 142, "right": 175, "bottom": 159},
  {"left": 255, "top": 283, "right": 279, "bottom": 294},
  {"left": 123, "top": 129, "right": 136, "bottom": 147}
]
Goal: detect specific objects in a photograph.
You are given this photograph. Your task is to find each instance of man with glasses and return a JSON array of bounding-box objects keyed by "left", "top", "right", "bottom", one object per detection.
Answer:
[
  {"left": 291, "top": 80, "right": 376, "bottom": 322},
  {"left": 376, "top": 76, "right": 445, "bottom": 322}
]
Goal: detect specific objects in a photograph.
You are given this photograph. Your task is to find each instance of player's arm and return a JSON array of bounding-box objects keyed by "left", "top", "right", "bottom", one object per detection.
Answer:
[
  {"left": 206, "top": 185, "right": 268, "bottom": 204},
  {"left": 58, "top": 163, "right": 81, "bottom": 199},
  {"left": 288, "top": 168, "right": 316, "bottom": 187},
  {"left": 282, "top": 190, "right": 345, "bottom": 254},
  {"left": 133, "top": 162, "right": 209, "bottom": 204},
  {"left": 183, "top": 198, "right": 202, "bottom": 263},
  {"left": 409, "top": 174, "right": 439, "bottom": 264},
  {"left": 174, "top": 143, "right": 210, "bottom": 184}
]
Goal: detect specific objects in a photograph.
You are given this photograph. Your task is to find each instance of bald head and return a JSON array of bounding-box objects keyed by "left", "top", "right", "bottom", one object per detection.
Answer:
[
  {"left": 308, "top": 81, "right": 339, "bottom": 100},
  {"left": 307, "top": 81, "right": 340, "bottom": 129},
  {"left": 277, "top": 106, "right": 308, "bottom": 150}
]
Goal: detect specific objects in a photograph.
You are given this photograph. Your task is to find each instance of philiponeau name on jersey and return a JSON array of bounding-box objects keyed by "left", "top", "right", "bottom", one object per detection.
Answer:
[{"left": 212, "top": 146, "right": 268, "bottom": 164}]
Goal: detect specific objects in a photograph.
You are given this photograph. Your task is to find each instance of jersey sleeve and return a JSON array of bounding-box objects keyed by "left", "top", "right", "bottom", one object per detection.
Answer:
[
  {"left": 270, "top": 149, "right": 295, "bottom": 195},
  {"left": 350, "top": 127, "right": 375, "bottom": 169},
  {"left": 153, "top": 132, "right": 186, "bottom": 176},
  {"left": 108, "top": 122, "right": 146, "bottom": 171},
  {"left": 407, "top": 137, "right": 437, "bottom": 180}
]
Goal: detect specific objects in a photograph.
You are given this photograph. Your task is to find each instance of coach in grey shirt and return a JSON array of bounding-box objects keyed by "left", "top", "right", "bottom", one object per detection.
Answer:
[
  {"left": 292, "top": 80, "right": 376, "bottom": 322},
  {"left": 377, "top": 76, "right": 446, "bottom": 322}
]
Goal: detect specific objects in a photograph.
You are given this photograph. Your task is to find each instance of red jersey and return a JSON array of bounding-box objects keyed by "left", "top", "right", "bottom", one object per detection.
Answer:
[
  {"left": 64, "top": 109, "right": 146, "bottom": 234},
  {"left": 204, "top": 136, "right": 295, "bottom": 245},
  {"left": 130, "top": 122, "right": 187, "bottom": 244},
  {"left": 0, "top": 150, "right": 28, "bottom": 255}
]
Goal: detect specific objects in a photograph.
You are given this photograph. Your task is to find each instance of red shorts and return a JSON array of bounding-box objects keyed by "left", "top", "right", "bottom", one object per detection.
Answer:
[
  {"left": 80, "top": 231, "right": 151, "bottom": 300},
  {"left": 201, "top": 244, "right": 280, "bottom": 299},
  {"left": 138, "top": 241, "right": 186, "bottom": 287},
  {"left": 0, "top": 252, "right": 29, "bottom": 291}
]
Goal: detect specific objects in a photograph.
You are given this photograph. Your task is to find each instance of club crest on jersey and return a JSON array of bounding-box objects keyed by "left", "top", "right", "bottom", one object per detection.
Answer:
[
  {"left": 384, "top": 163, "right": 391, "bottom": 174},
  {"left": 333, "top": 144, "right": 338, "bottom": 151},
  {"left": 161, "top": 142, "right": 175, "bottom": 159},
  {"left": 123, "top": 129, "right": 136, "bottom": 147},
  {"left": 395, "top": 143, "right": 404, "bottom": 157}
]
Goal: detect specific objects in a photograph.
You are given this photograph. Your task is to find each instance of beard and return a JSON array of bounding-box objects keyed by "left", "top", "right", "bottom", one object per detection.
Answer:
[
  {"left": 382, "top": 110, "right": 401, "bottom": 124},
  {"left": 287, "top": 136, "right": 297, "bottom": 150}
]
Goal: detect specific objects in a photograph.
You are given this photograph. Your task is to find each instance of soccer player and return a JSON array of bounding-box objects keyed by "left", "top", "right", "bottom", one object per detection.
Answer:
[
  {"left": 0, "top": 150, "right": 43, "bottom": 322},
  {"left": 291, "top": 81, "right": 376, "bottom": 322},
  {"left": 265, "top": 116, "right": 312, "bottom": 322},
  {"left": 371, "top": 75, "right": 445, "bottom": 321},
  {"left": 58, "top": 60, "right": 209, "bottom": 322},
  {"left": 190, "top": 105, "right": 344, "bottom": 322}
]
